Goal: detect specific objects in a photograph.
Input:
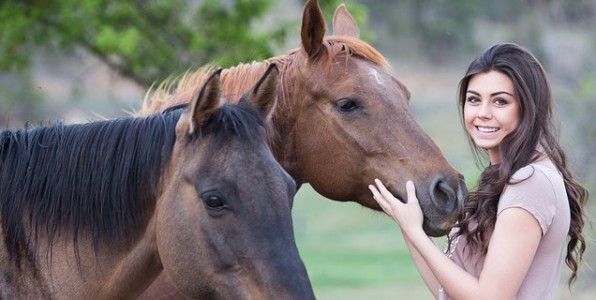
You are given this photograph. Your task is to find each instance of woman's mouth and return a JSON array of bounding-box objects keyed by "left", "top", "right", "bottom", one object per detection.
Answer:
[{"left": 476, "top": 126, "right": 499, "bottom": 133}]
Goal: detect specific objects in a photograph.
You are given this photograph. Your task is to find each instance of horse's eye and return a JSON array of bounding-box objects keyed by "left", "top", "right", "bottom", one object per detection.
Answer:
[
  {"left": 336, "top": 98, "right": 360, "bottom": 112},
  {"left": 202, "top": 194, "right": 227, "bottom": 211}
]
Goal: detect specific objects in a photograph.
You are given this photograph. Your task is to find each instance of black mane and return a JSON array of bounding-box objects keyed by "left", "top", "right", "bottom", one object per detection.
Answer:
[
  {"left": 0, "top": 101, "right": 267, "bottom": 265},
  {"left": 0, "top": 110, "right": 181, "bottom": 263}
]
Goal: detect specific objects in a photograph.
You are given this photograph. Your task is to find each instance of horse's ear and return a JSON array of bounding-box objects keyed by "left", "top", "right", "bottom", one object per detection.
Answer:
[
  {"left": 244, "top": 64, "right": 278, "bottom": 120},
  {"left": 301, "top": 0, "right": 327, "bottom": 61},
  {"left": 187, "top": 69, "right": 223, "bottom": 135},
  {"left": 332, "top": 4, "right": 359, "bottom": 38}
]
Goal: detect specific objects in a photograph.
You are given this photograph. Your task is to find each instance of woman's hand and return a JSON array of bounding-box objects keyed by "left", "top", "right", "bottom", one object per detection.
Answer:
[{"left": 368, "top": 179, "right": 424, "bottom": 236}]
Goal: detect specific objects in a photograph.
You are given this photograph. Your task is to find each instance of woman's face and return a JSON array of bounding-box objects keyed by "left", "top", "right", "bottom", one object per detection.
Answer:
[{"left": 464, "top": 71, "right": 521, "bottom": 164}]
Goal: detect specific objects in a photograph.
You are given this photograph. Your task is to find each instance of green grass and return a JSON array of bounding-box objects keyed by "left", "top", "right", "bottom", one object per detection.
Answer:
[{"left": 292, "top": 185, "right": 434, "bottom": 299}]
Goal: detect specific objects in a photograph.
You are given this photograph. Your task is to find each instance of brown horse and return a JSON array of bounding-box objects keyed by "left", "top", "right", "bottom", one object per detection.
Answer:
[
  {"left": 143, "top": 0, "right": 465, "bottom": 236},
  {"left": 140, "top": 0, "right": 465, "bottom": 298},
  {"left": 0, "top": 66, "right": 315, "bottom": 299}
]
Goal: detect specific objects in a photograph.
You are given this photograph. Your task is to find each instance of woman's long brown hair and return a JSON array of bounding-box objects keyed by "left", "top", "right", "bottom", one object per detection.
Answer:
[{"left": 452, "top": 43, "right": 588, "bottom": 286}]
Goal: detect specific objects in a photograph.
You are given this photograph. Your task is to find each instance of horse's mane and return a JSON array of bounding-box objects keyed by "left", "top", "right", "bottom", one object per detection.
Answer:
[
  {"left": 139, "top": 36, "right": 391, "bottom": 116},
  {"left": 0, "top": 111, "right": 180, "bottom": 264},
  {"left": 0, "top": 103, "right": 267, "bottom": 265}
]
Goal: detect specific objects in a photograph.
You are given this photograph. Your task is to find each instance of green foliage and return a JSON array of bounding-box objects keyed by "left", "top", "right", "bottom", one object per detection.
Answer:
[
  {"left": 0, "top": 0, "right": 288, "bottom": 87},
  {"left": 0, "top": 2, "right": 34, "bottom": 70}
]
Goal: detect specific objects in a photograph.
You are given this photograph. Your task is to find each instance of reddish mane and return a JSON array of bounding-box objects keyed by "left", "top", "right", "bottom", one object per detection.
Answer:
[{"left": 138, "top": 36, "right": 391, "bottom": 116}]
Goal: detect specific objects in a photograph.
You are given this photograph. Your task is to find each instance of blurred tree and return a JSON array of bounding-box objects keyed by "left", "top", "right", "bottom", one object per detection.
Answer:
[
  {"left": 408, "top": 0, "right": 480, "bottom": 64},
  {"left": 0, "top": 0, "right": 289, "bottom": 87},
  {"left": 358, "top": 0, "right": 481, "bottom": 64},
  {"left": 563, "top": 74, "right": 596, "bottom": 188},
  {"left": 0, "top": 71, "right": 42, "bottom": 127}
]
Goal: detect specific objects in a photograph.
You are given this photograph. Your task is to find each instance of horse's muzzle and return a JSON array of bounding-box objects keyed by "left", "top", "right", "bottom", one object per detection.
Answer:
[{"left": 422, "top": 173, "right": 465, "bottom": 237}]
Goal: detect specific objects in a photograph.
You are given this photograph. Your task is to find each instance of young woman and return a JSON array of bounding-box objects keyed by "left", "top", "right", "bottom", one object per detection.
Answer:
[{"left": 369, "top": 43, "right": 588, "bottom": 299}]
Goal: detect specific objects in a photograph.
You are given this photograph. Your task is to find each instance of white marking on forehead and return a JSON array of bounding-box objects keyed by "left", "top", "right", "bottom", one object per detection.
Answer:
[{"left": 369, "top": 68, "right": 384, "bottom": 86}]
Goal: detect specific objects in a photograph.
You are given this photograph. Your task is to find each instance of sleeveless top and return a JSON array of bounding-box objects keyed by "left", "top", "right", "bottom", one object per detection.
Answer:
[{"left": 439, "top": 157, "right": 570, "bottom": 300}]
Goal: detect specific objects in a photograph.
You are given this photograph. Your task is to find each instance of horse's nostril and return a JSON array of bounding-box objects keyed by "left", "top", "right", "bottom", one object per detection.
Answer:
[{"left": 430, "top": 175, "right": 457, "bottom": 212}]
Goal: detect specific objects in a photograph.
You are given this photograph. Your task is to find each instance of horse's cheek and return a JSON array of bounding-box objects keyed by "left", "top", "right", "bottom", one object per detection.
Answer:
[{"left": 156, "top": 188, "right": 207, "bottom": 291}]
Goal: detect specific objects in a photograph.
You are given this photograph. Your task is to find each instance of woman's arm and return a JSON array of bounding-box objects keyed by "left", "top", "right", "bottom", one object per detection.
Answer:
[
  {"left": 402, "top": 234, "right": 442, "bottom": 298},
  {"left": 369, "top": 180, "right": 542, "bottom": 300}
]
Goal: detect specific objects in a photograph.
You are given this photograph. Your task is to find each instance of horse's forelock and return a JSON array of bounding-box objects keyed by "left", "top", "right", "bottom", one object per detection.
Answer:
[{"left": 193, "top": 102, "right": 268, "bottom": 146}]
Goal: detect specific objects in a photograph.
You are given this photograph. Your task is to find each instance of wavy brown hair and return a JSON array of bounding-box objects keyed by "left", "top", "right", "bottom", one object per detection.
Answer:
[{"left": 452, "top": 43, "right": 588, "bottom": 286}]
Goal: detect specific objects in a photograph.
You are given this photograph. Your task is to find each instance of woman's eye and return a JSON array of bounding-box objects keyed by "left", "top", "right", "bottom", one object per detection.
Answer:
[
  {"left": 494, "top": 98, "right": 507, "bottom": 106},
  {"left": 336, "top": 98, "right": 360, "bottom": 112},
  {"left": 466, "top": 97, "right": 479, "bottom": 104}
]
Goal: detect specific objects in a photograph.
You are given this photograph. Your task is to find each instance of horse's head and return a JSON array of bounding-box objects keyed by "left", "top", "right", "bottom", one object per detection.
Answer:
[
  {"left": 280, "top": 0, "right": 465, "bottom": 236},
  {"left": 156, "top": 66, "right": 314, "bottom": 299}
]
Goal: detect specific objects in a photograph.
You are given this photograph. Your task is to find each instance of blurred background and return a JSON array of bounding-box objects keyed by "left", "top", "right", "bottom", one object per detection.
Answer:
[{"left": 1, "top": 0, "right": 594, "bottom": 298}]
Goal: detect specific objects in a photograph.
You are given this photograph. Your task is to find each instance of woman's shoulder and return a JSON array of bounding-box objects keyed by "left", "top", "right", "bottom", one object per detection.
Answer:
[
  {"left": 510, "top": 157, "right": 560, "bottom": 183},
  {"left": 500, "top": 159, "right": 565, "bottom": 234},
  {"left": 503, "top": 162, "right": 557, "bottom": 203}
]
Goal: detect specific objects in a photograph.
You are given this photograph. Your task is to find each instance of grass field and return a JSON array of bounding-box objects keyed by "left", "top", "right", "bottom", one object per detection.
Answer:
[{"left": 292, "top": 185, "right": 433, "bottom": 299}]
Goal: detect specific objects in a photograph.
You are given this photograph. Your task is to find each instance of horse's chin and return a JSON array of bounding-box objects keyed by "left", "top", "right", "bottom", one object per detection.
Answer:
[{"left": 422, "top": 219, "right": 453, "bottom": 237}]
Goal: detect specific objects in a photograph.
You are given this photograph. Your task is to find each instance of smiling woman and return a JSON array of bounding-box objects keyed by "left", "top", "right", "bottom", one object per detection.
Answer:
[{"left": 370, "top": 43, "right": 589, "bottom": 300}]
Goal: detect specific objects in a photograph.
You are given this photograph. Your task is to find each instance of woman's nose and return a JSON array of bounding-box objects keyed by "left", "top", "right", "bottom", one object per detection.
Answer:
[{"left": 476, "top": 102, "right": 492, "bottom": 119}]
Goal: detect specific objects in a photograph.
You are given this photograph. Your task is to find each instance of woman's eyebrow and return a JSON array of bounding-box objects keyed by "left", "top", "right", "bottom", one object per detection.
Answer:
[{"left": 466, "top": 90, "right": 514, "bottom": 97}]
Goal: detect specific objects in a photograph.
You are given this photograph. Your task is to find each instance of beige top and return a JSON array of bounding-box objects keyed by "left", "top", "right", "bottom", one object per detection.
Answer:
[{"left": 439, "top": 157, "right": 570, "bottom": 299}]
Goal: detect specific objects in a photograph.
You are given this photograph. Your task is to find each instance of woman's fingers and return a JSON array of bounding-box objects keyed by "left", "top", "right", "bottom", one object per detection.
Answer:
[
  {"left": 370, "top": 179, "right": 424, "bottom": 233},
  {"left": 371, "top": 179, "right": 417, "bottom": 208},
  {"left": 370, "top": 179, "right": 418, "bottom": 206},
  {"left": 368, "top": 184, "right": 392, "bottom": 215},
  {"left": 405, "top": 180, "right": 418, "bottom": 204},
  {"left": 374, "top": 179, "right": 400, "bottom": 203}
]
